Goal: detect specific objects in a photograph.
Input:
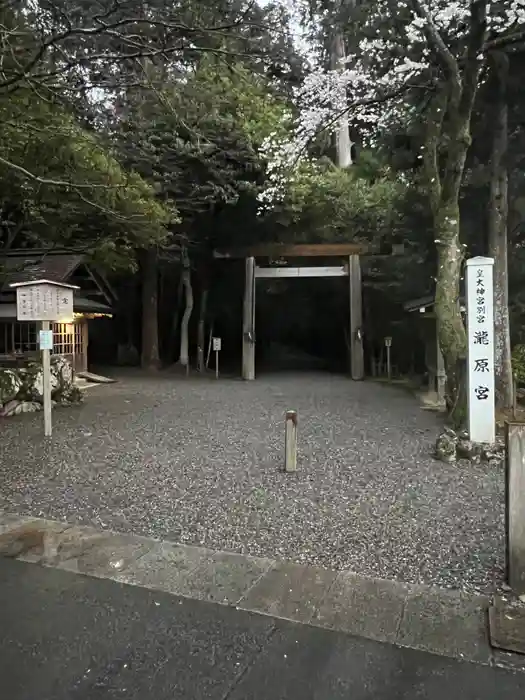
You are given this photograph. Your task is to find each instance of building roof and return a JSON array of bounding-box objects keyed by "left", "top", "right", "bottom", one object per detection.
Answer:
[
  {"left": 74, "top": 296, "right": 113, "bottom": 314},
  {"left": 0, "top": 253, "right": 84, "bottom": 288},
  {"left": 0, "top": 250, "right": 117, "bottom": 308},
  {"left": 403, "top": 294, "right": 436, "bottom": 313},
  {"left": 404, "top": 294, "right": 465, "bottom": 313}
]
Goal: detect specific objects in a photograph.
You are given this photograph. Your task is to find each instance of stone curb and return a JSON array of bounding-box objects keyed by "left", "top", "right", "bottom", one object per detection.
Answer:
[{"left": 0, "top": 511, "right": 521, "bottom": 670}]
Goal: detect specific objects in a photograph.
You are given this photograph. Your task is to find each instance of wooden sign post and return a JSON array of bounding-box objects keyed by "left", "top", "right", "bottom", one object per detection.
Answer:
[
  {"left": 384, "top": 337, "right": 392, "bottom": 381},
  {"left": 9, "top": 279, "right": 78, "bottom": 437},
  {"left": 39, "top": 322, "right": 54, "bottom": 436},
  {"left": 212, "top": 337, "right": 221, "bottom": 379}
]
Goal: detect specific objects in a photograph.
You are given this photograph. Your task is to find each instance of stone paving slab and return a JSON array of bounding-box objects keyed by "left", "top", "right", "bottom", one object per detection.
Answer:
[
  {"left": 312, "top": 571, "right": 410, "bottom": 645},
  {"left": 0, "top": 513, "right": 36, "bottom": 535},
  {"left": 52, "top": 532, "right": 154, "bottom": 577},
  {"left": 397, "top": 588, "right": 490, "bottom": 664},
  {"left": 167, "top": 551, "right": 274, "bottom": 605},
  {"left": 0, "top": 510, "right": 514, "bottom": 668},
  {"left": 489, "top": 596, "right": 525, "bottom": 655},
  {"left": 0, "top": 518, "right": 70, "bottom": 558},
  {"left": 115, "top": 540, "right": 211, "bottom": 593},
  {"left": 238, "top": 562, "right": 338, "bottom": 623}
]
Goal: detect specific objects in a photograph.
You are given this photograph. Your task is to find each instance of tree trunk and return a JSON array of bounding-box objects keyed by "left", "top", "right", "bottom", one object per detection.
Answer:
[
  {"left": 140, "top": 247, "right": 160, "bottom": 370},
  {"left": 167, "top": 274, "right": 184, "bottom": 364},
  {"left": 179, "top": 250, "right": 193, "bottom": 373},
  {"left": 4, "top": 221, "right": 24, "bottom": 251},
  {"left": 330, "top": 30, "right": 353, "bottom": 168},
  {"left": 422, "top": 82, "right": 475, "bottom": 427},
  {"left": 417, "top": 1, "right": 486, "bottom": 426},
  {"left": 434, "top": 203, "right": 468, "bottom": 426},
  {"left": 197, "top": 288, "right": 209, "bottom": 373},
  {"left": 488, "top": 51, "right": 512, "bottom": 410},
  {"left": 423, "top": 90, "right": 470, "bottom": 425}
]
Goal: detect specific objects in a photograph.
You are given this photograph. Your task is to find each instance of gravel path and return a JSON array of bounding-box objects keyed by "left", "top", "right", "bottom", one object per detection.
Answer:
[{"left": 0, "top": 371, "right": 505, "bottom": 593}]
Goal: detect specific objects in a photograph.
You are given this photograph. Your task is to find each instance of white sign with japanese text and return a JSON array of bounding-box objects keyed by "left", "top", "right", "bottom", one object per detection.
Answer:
[
  {"left": 15, "top": 283, "right": 74, "bottom": 322},
  {"left": 212, "top": 337, "right": 222, "bottom": 352},
  {"left": 466, "top": 256, "right": 495, "bottom": 443}
]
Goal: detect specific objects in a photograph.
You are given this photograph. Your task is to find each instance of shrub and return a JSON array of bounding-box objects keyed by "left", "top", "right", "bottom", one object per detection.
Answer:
[{"left": 511, "top": 344, "right": 525, "bottom": 385}]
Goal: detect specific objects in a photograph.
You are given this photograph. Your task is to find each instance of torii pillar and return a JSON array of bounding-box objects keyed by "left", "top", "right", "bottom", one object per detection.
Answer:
[
  {"left": 349, "top": 254, "right": 364, "bottom": 380},
  {"left": 242, "top": 256, "right": 256, "bottom": 380}
]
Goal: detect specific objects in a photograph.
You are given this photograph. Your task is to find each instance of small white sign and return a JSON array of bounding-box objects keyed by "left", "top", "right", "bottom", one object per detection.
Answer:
[
  {"left": 15, "top": 284, "right": 74, "bottom": 322},
  {"left": 39, "top": 330, "right": 54, "bottom": 351},
  {"left": 212, "top": 337, "right": 222, "bottom": 352},
  {"left": 466, "top": 256, "right": 495, "bottom": 443},
  {"left": 384, "top": 337, "right": 392, "bottom": 347}
]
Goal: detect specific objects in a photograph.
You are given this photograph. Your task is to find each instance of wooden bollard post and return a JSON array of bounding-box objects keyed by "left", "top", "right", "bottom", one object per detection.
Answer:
[
  {"left": 506, "top": 422, "right": 525, "bottom": 593},
  {"left": 284, "top": 410, "right": 298, "bottom": 472},
  {"left": 385, "top": 337, "right": 392, "bottom": 382}
]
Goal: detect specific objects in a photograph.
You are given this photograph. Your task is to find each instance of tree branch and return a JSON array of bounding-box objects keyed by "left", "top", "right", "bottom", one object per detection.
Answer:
[
  {"left": 0, "top": 2, "right": 265, "bottom": 91},
  {"left": 484, "top": 29, "right": 525, "bottom": 51},
  {"left": 409, "top": 0, "right": 460, "bottom": 79},
  {"left": 0, "top": 154, "right": 126, "bottom": 190},
  {"left": 2, "top": 45, "right": 266, "bottom": 95},
  {"left": 73, "top": 190, "right": 158, "bottom": 222},
  {"left": 458, "top": 0, "right": 488, "bottom": 121},
  {"left": 436, "top": 1, "right": 487, "bottom": 206},
  {"left": 423, "top": 84, "right": 448, "bottom": 215}
]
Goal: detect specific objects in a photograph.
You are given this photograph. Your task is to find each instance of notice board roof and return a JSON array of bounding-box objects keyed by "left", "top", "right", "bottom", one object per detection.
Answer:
[{"left": 9, "top": 279, "right": 79, "bottom": 289}]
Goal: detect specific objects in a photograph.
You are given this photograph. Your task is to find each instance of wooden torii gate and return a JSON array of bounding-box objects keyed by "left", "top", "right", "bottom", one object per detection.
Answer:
[{"left": 213, "top": 243, "right": 368, "bottom": 381}]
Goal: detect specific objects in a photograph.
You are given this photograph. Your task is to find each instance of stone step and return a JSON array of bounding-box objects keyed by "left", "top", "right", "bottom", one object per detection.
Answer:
[{"left": 76, "top": 371, "right": 116, "bottom": 384}]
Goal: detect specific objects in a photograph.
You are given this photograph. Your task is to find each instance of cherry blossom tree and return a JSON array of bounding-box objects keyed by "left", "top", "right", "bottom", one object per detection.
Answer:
[{"left": 261, "top": 0, "right": 525, "bottom": 422}]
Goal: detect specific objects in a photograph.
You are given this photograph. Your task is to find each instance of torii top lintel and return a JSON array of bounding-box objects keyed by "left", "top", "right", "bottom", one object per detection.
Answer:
[{"left": 213, "top": 243, "right": 369, "bottom": 259}]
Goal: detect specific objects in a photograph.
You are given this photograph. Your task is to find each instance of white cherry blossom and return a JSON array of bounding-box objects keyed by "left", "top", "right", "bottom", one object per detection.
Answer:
[{"left": 258, "top": 0, "right": 525, "bottom": 207}]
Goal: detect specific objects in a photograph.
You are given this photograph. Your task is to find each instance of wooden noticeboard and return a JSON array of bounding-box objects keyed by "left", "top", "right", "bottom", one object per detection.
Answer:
[{"left": 15, "top": 283, "right": 74, "bottom": 322}]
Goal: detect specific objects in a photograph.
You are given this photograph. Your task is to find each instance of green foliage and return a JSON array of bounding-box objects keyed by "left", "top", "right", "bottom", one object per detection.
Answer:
[
  {"left": 0, "top": 90, "right": 174, "bottom": 267},
  {"left": 112, "top": 57, "right": 287, "bottom": 249},
  {"left": 512, "top": 345, "right": 525, "bottom": 385},
  {"left": 273, "top": 158, "right": 404, "bottom": 245},
  {"left": 1, "top": 1, "right": 297, "bottom": 270}
]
